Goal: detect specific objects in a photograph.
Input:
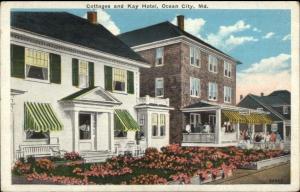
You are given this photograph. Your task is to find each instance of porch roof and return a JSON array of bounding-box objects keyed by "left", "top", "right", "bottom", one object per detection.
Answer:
[{"left": 24, "top": 102, "right": 63, "bottom": 132}]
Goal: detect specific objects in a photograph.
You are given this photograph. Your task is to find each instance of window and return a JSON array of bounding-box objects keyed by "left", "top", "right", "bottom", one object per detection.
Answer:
[
  {"left": 224, "top": 86, "right": 232, "bottom": 103},
  {"left": 79, "top": 113, "right": 91, "bottom": 140},
  {"left": 190, "top": 113, "right": 201, "bottom": 133},
  {"left": 25, "top": 48, "right": 49, "bottom": 81},
  {"left": 152, "top": 113, "right": 158, "bottom": 136},
  {"left": 190, "top": 77, "right": 200, "bottom": 97},
  {"left": 155, "top": 78, "right": 164, "bottom": 97},
  {"left": 155, "top": 47, "right": 164, "bottom": 66},
  {"left": 208, "top": 82, "right": 218, "bottom": 101},
  {"left": 160, "top": 114, "right": 166, "bottom": 136},
  {"left": 208, "top": 55, "right": 218, "bottom": 73},
  {"left": 224, "top": 61, "right": 232, "bottom": 77},
  {"left": 190, "top": 46, "right": 200, "bottom": 67},
  {"left": 79, "top": 60, "right": 89, "bottom": 88},
  {"left": 113, "top": 68, "right": 126, "bottom": 92},
  {"left": 283, "top": 106, "right": 289, "bottom": 114},
  {"left": 26, "top": 131, "right": 49, "bottom": 140}
]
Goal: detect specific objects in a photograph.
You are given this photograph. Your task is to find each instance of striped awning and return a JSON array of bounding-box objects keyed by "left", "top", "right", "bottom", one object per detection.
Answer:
[
  {"left": 222, "top": 111, "right": 247, "bottom": 123},
  {"left": 24, "top": 102, "right": 63, "bottom": 132},
  {"left": 114, "top": 109, "right": 140, "bottom": 131},
  {"left": 222, "top": 110, "right": 273, "bottom": 125}
]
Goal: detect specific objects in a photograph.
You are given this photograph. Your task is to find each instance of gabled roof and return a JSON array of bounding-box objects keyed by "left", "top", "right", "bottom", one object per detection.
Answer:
[
  {"left": 11, "top": 12, "right": 147, "bottom": 64},
  {"left": 61, "top": 86, "right": 121, "bottom": 106},
  {"left": 241, "top": 91, "right": 291, "bottom": 121},
  {"left": 118, "top": 21, "right": 241, "bottom": 64}
]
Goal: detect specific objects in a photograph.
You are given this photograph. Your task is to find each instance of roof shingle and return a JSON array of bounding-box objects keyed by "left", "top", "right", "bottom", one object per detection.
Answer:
[{"left": 11, "top": 12, "right": 147, "bottom": 63}]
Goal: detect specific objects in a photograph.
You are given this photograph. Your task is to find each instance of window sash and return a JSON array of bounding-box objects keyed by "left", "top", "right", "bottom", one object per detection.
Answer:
[
  {"left": 209, "top": 55, "right": 218, "bottom": 72},
  {"left": 152, "top": 113, "right": 158, "bottom": 136},
  {"left": 190, "top": 77, "right": 200, "bottom": 96},
  {"left": 224, "top": 62, "right": 231, "bottom": 77},
  {"left": 155, "top": 47, "right": 164, "bottom": 65},
  {"left": 224, "top": 86, "right": 232, "bottom": 103},
  {"left": 155, "top": 78, "right": 164, "bottom": 97},
  {"left": 190, "top": 47, "right": 200, "bottom": 66},
  {"left": 209, "top": 82, "right": 218, "bottom": 100},
  {"left": 78, "top": 60, "right": 89, "bottom": 88},
  {"left": 113, "top": 68, "right": 126, "bottom": 92},
  {"left": 25, "top": 48, "right": 49, "bottom": 81}
]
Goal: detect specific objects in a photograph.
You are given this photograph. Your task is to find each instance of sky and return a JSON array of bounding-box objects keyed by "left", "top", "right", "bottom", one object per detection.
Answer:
[{"left": 16, "top": 9, "right": 291, "bottom": 101}]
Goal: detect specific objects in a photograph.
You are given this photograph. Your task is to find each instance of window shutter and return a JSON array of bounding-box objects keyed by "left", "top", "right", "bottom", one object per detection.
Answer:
[
  {"left": 11, "top": 44, "right": 25, "bottom": 78},
  {"left": 49, "top": 53, "right": 61, "bottom": 84},
  {"left": 88, "top": 62, "right": 94, "bottom": 87},
  {"left": 104, "top": 66, "right": 112, "bottom": 91},
  {"left": 72, "top": 58, "right": 79, "bottom": 86},
  {"left": 127, "top": 71, "right": 134, "bottom": 94}
]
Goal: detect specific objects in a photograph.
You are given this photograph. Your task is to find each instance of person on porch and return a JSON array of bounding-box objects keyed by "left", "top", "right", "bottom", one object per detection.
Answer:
[{"left": 203, "top": 122, "right": 210, "bottom": 133}]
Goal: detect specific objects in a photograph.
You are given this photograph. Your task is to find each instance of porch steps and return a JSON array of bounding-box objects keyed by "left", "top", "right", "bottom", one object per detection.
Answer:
[{"left": 80, "top": 151, "right": 114, "bottom": 163}]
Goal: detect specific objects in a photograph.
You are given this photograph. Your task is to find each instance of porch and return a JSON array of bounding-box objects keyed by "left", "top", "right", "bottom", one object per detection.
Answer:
[{"left": 181, "top": 101, "right": 274, "bottom": 147}]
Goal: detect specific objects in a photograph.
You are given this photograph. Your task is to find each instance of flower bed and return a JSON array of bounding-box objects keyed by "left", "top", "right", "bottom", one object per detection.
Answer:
[{"left": 12, "top": 146, "right": 289, "bottom": 185}]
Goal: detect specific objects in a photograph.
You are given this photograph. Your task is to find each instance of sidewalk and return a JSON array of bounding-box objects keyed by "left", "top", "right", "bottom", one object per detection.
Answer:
[{"left": 209, "top": 162, "right": 290, "bottom": 184}]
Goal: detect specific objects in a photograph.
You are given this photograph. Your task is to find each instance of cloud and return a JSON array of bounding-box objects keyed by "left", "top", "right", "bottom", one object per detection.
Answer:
[
  {"left": 282, "top": 34, "right": 291, "bottom": 41},
  {"left": 205, "top": 20, "right": 257, "bottom": 51},
  {"left": 237, "top": 54, "right": 291, "bottom": 101},
  {"left": 262, "top": 32, "right": 275, "bottom": 39},
  {"left": 171, "top": 16, "right": 206, "bottom": 38},
  {"left": 83, "top": 10, "right": 120, "bottom": 35},
  {"left": 253, "top": 27, "right": 261, "bottom": 32}
]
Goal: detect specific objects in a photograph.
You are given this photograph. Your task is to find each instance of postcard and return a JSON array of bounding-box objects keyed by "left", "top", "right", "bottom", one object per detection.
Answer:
[{"left": 1, "top": 1, "right": 299, "bottom": 192}]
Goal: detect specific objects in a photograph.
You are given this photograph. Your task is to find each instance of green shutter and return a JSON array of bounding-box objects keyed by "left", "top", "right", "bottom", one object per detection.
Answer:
[
  {"left": 104, "top": 66, "right": 112, "bottom": 91},
  {"left": 11, "top": 44, "right": 25, "bottom": 78},
  {"left": 50, "top": 53, "right": 61, "bottom": 84},
  {"left": 88, "top": 62, "right": 94, "bottom": 87},
  {"left": 127, "top": 71, "right": 134, "bottom": 94},
  {"left": 72, "top": 58, "right": 79, "bottom": 86}
]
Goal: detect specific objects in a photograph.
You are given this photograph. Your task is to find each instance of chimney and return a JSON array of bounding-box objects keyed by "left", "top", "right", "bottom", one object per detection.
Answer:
[
  {"left": 177, "top": 15, "right": 184, "bottom": 31},
  {"left": 261, "top": 92, "right": 264, "bottom": 97},
  {"left": 240, "top": 95, "right": 243, "bottom": 100},
  {"left": 87, "top": 11, "right": 97, "bottom": 24}
]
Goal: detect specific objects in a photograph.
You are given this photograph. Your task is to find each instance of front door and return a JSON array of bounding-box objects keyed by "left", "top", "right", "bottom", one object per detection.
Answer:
[{"left": 79, "top": 113, "right": 96, "bottom": 151}]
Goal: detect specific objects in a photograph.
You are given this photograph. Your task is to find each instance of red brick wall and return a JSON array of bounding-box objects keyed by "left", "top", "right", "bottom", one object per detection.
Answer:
[{"left": 138, "top": 42, "right": 237, "bottom": 144}]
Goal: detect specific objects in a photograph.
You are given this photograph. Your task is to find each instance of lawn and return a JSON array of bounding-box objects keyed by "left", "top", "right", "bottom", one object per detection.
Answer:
[{"left": 12, "top": 145, "right": 289, "bottom": 185}]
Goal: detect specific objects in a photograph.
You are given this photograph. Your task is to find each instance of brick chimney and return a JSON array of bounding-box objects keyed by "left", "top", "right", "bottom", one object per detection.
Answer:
[
  {"left": 177, "top": 15, "right": 184, "bottom": 31},
  {"left": 261, "top": 92, "right": 264, "bottom": 96},
  {"left": 87, "top": 11, "right": 97, "bottom": 24},
  {"left": 240, "top": 94, "right": 243, "bottom": 100}
]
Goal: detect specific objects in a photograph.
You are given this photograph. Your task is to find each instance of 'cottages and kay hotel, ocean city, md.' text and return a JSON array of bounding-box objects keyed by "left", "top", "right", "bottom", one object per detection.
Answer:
[{"left": 86, "top": 3, "right": 208, "bottom": 9}]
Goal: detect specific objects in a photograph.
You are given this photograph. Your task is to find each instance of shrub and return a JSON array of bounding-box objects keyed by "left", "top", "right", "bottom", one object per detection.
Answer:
[
  {"left": 128, "top": 174, "right": 168, "bottom": 184},
  {"left": 64, "top": 152, "right": 82, "bottom": 161},
  {"left": 12, "top": 160, "right": 31, "bottom": 175},
  {"left": 35, "top": 158, "right": 55, "bottom": 172}
]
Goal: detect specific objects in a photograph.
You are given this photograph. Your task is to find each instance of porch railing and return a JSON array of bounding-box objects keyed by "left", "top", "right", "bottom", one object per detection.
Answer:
[
  {"left": 137, "top": 95, "right": 170, "bottom": 106},
  {"left": 182, "top": 133, "right": 215, "bottom": 143}
]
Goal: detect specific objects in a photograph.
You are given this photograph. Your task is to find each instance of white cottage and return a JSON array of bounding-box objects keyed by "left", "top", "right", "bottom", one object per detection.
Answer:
[{"left": 10, "top": 11, "right": 172, "bottom": 162}]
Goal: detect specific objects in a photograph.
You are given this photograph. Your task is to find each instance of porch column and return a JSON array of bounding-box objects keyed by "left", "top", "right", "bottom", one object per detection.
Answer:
[
  {"left": 251, "top": 124, "right": 255, "bottom": 142},
  {"left": 109, "top": 111, "right": 115, "bottom": 152},
  {"left": 237, "top": 123, "right": 240, "bottom": 141},
  {"left": 263, "top": 124, "right": 267, "bottom": 136},
  {"left": 283, "top": 121, "right": 286, "bottom": 142},
  {"left": 216, "top": 109, "right": 221, "bottom": 145},
  {"left": 147, "top": 110, "right": 152, "bottom": 147},
  {"left": 71, "top": 110, "right": 79, "bottom": 152}
]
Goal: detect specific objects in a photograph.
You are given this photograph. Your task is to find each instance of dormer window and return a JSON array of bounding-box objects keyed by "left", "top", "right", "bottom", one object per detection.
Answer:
[
  {"left": 283, "top": 106, "right": 289, "bottom": 114},
  {"left": 155, "top": 47, "right": 164, "bottom": 66}
]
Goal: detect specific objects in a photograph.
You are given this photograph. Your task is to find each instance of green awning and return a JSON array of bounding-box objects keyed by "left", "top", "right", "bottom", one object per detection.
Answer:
[
  {"left": 24, "top": 102, "right": 63, "bottom": 132},
  {"left": 114, "top": 109, "right": 139, "bottom": 131}
]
